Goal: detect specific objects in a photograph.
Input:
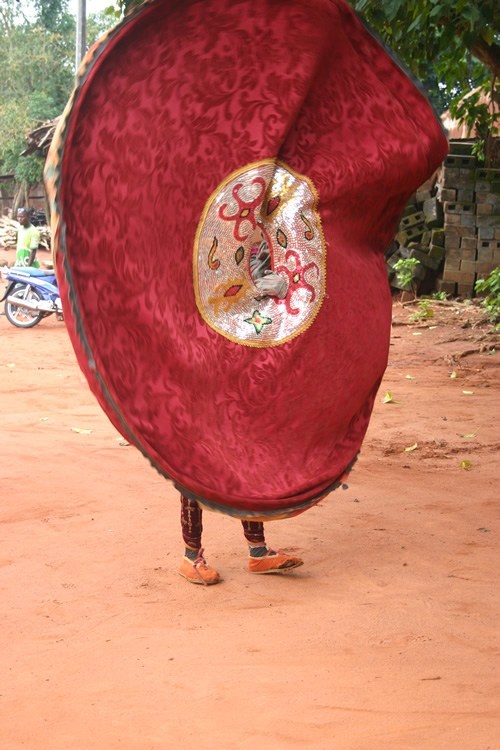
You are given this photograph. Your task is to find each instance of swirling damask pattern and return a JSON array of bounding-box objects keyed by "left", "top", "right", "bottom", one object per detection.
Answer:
[{"left": 46, "top": 0, "right": 447, "bottom": 518}]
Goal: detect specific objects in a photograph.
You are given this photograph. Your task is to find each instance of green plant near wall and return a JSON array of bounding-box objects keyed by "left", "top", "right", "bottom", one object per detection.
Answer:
[
  {"left": 475, "top": 267, "right": 500, "bottom": 326},
  {"left": 393, "top": 257, "right": 421, "bottom": 291},
  {"left": 410, "top": 299, "right": 434, "bottom": 321}
]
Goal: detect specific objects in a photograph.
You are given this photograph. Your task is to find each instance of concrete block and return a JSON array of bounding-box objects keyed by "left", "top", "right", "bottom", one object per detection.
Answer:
[
  {"left": 460, "top": 236, "right": 477, "bottom": 250},
  {"left": 444, "top": 225, "right": 476, "bottom": 239},
  {"left": 456, "top": 188, "right": 475, "bottom": 202},
  {"left": 387, "top": 253, "right": 402, "bottom": 269},
  {"left": 445, "top": 247, "right": 463, "bottom": 259},
  {"left": 409, "top": 247, "right": 441, "bottom": 271},
  {"left": 475, "top": 190, "right": 500, "bottom": 205},
  {"left": 402, "top": 202, "right": 418, "bottom": 217},
  {"left": 476, "top": 247, "right": 493, "bottom": 261},
  {"left": 443, "top": 270, "right": 476, "bottom": 285},
  {"left": 443, "top": 172, "right": 476, "bottom": 188},
  {"left": 462, "top": 226, "right": 477, "bottom": 238},
  {"left": 475, "top": 214, "right": 500, "bottom": 228},
  {"left": 476, "top": 179, "right": 500, "bottom": 192},
  {"left": 442, "top": 168, "right": 460, "bottom": 187},
  {"left": 436, "top": 278, "right": 457, "bottom": 295},
  {"left": 460, "top": 259, "right": 477, "bottom": 274},
  {"left": 431, "top": 228, "right": 445, "bottom": 247},
  {"left": 428, "top": 244, "right": 445, "bottom": 260},
  {"left": 400, "top": 211, "right": 426, "bottom": 229},
  {"left": 445, "top": 154, "right": 476, "bottom": 170},
  {"left": 478, "top": 226, "right": 495, "bottom": 241},
  {"left": 460, "top": 213, "right": 476, "bottom": 227},
  {"left": 421, "top": 230, "right": 432, "bottom": 246},
  {"left": 444, "top": 237, "right": 460, "bottom": 251},
  {"left": 416, "top": 189, "right": 432, "bottom": 204},
  {"left": 457, "top": 283, "right": 475, "bottom": 297},
  {"left": 475, "top": 168, "right": 500, "bottom": 182},
  {"left": 476, "top": 203, "right": 493, "bottom": 216},
  {"left": 439, "top": 188, "right": 457, "bottom": 202},
  {"left": 476, "top": 262, "right": 497, "bottom": 276},
  {"left": 444, "top": 213, "right": 461, "bottom": 225},
  {"left": 460, "top": 249, "right": 477, "bottom": 261},
  {"left": 395, "top": 225, "right": 425, "bottom": 245},
  {"left": 444, "top": 258, "right": 461, "bottom": 272},
  {"left": 449, "top": 141, "right": 474, "bottom": 156},
  {"left": 423, "top": 197, "right": 442, "bottom": 227},
  {"left": 455, "top": 270, "right": 476, "bottom": 283},
  {"left": 477, "top": 239, "right": 500, "bottom": 253},
  {"left": 443, "top": 201, "right": 475, "bottom": 215}
]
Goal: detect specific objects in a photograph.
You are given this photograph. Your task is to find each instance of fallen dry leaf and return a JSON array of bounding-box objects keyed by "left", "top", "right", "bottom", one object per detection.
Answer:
[
  {"left": 71, "top": 427, "right": 93, "bottom": 435},
  {"left": 382, "top": 391, "right": 394, "bottom": 404},
  {"left": 459, "top": 460, "right": 472, "bottom": 471},
  {"left": 404, "top": 443, "right": 418, "bottom": 452},
  {"left": 462, "top": 390, "right": 474, "bottom": 395}
]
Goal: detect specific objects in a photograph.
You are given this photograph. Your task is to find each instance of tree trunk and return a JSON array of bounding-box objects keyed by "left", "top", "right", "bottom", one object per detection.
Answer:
[
  {"left": 12, "top": 181, "right": 29, "bottom": 214},
  {"left": 485, "top": 133, "right": 500, "bottom": 168},
  {"left": 470, "top": 39, "right": 500, "bottom": 79}
]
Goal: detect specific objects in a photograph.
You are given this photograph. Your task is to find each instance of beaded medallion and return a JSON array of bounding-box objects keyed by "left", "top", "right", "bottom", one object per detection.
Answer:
[{"left": 193, "top": 159, "right": 326, "bottom": 347}]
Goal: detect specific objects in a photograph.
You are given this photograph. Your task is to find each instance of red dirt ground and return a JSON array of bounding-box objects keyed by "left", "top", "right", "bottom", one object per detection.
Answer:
[{"left": 1, "top": 248, "right": 499, "bottom": 749}]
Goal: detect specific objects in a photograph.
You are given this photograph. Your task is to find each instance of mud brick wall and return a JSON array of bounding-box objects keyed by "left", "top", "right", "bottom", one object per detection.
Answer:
[{"left": 439, "top": 146, "right": 500, "bottom": 297}]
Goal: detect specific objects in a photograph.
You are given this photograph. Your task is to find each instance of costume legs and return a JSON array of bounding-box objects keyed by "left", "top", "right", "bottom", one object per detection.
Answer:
[
  {"left": 178, "top": 494, "right": 303, "bottom": 585},
  {"left": 180, "top": 494, "right": 265, "bottom": 549}
]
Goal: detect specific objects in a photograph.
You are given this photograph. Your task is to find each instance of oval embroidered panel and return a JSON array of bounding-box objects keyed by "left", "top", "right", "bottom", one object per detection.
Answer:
[{"left": 193, "top": 159, "right": 326, "bottom": 347}]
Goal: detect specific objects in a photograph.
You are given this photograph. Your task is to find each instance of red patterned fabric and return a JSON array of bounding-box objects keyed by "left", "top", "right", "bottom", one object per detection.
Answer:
[{"left": 46, "top": 0, "right": 447, "bottom": 518}]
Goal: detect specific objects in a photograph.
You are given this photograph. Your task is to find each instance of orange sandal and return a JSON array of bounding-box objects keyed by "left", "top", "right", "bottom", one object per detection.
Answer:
[
  {"left": 179, "top": 548, "right": 221, "bottom": 585},
  {"left": 248, "top": 548, "right": 304, "bottom": 574}
]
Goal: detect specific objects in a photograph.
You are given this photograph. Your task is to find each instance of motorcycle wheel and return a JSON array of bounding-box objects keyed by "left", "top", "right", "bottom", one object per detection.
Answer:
[{"left": 4, "top": 285, "right": 45, "bottom": 328}]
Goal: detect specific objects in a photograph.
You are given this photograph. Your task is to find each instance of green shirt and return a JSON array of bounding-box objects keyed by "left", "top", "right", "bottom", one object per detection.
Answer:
[{"left": 16, "top": 224, "right": 40, "bottom": 267}]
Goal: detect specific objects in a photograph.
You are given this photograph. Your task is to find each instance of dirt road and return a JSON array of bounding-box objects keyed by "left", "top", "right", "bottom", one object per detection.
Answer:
[{"left": 1, "top": 266, "right": 499, "bottom": 749}]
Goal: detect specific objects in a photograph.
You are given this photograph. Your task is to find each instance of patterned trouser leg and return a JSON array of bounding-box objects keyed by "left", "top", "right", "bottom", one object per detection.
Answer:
[
  {"left": 241, "top": 520, "right": 265, "bottom": 544},
  {"left": 180, "top": 495, "right": 203, "bottom": 549},
  {"left": 181, "top": 495, "right": 266, "bottom": 547}
]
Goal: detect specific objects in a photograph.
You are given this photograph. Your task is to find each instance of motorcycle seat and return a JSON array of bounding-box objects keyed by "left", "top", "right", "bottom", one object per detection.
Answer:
[{"left": 12, "top": 267, "right": 55, "bottom": 277}]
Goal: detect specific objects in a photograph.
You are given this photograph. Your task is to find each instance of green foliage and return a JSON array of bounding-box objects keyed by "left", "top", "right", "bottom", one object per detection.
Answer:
[
  {"left": 428, "top": 291, "right": 449, "bottom": 300},
  {"left": 475, "top": 267, "right": 500, "bottom": 325},
  {"left": 410, "top": 299, "right": 434, "bottom": 321},
  {"left": 349, "top": 1, "right": 499, "bottom": 160},
  {"left": 393, "top": 257, "right": 420, "bottom": 290},
  {"left": 450, "top": 82, "right": 500, "bottom": 147},
  {"left": 0, "top": 0, "right": 110, "bottom": 190},
  {"left": 0, "top": 0, "right": 73, "bottom": 183},
  {"left": 33, "top": 0, "right": 69, "bottom": 31},
  {"left": 103, "top": 0, "right": 143, "bottom": 20}
]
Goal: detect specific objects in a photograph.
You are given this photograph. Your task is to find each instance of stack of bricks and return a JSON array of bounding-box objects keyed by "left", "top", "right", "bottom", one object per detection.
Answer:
[
  {"left": 386, "top": 186, "right": 445, "bottom": 293},
  {"left": 438, "top": 142, "right": 500, "bottom": 297}
]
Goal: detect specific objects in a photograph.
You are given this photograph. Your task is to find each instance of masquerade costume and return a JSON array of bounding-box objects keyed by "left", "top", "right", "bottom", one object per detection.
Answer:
[{"left": 45, "top": 0, "right": 447, "bottom": 524}]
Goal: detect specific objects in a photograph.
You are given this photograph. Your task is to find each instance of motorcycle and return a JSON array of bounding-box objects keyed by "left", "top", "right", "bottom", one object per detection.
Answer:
[{"left": 1, "top": 266, "right": 63, "bottom": 328}]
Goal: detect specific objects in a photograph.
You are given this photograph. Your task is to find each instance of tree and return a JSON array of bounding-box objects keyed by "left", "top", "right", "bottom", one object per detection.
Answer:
[
  {"left": 349, "top": 0, "right": 499, "bottom": 162},
  {"left": 0, "top": 0, "right": 110, "bottom": 205}
]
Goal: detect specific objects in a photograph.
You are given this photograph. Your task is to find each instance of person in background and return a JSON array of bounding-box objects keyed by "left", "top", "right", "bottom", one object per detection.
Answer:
[{"left": 16, "top": 208, "right": 40, "bottom": 267}]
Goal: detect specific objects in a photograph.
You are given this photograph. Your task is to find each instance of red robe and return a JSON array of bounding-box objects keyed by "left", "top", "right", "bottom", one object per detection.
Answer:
[{"left": 45, "top": 0, "right": 447, "bottom": 519}]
